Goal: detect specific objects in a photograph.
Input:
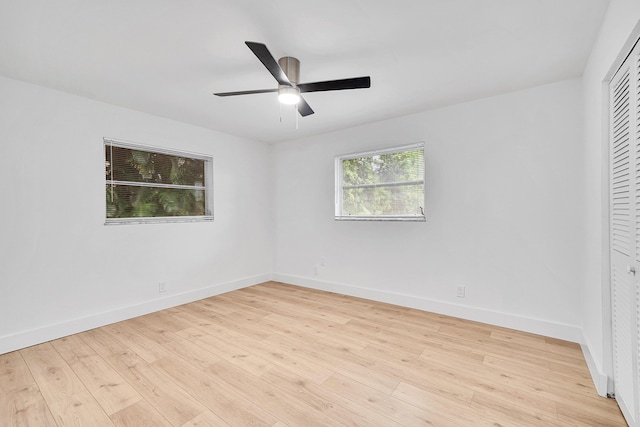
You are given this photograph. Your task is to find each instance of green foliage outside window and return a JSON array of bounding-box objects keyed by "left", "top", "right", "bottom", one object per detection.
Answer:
[
  {"left": 340, "top": 146, "right": 424, "bottom": 217},
  {"left": 105, "top": 143, "right": 210, "bottom": 220}
]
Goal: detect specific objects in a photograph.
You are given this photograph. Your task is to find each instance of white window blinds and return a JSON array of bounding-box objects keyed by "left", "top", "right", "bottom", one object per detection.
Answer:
[
  {"left": 104, "top": 138, "right": 213, "bottom": 224},
  {"left": 335, "top": 143, "right": 425, "bottom": 221}
]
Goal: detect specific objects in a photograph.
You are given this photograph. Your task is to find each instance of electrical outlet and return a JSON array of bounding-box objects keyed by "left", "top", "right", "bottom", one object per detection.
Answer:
[
  {"left": 159, "top": 282, "right": 167, "bottom": 293},
  {"left": 320, "top": 257, "right": 327, "bottom": 267},
  {"left": 456, "top": 286, "right": 465, "bottom": 298}
]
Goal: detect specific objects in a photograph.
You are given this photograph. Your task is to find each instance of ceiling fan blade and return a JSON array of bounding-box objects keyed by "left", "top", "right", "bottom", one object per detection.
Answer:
[
  {"left": 214, "top": 88, "right": 277, "bottom": 97},
  {"left": 298, "top": 76, "right": 371, "bottom": 93},
  {"left": 297, "top": 97, "right": 314, "bottom": 117},
  {"left": 245, "top": 41, "right": 292, "bottom": 86}
]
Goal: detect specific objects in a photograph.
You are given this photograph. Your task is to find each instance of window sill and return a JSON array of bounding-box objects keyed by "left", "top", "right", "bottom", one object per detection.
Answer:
[
  {"left": 105, "top": 216, "right": 213, "bottom": 225},
  {"left": 334, "top": 215, "right": 426, "bottom": 222}
]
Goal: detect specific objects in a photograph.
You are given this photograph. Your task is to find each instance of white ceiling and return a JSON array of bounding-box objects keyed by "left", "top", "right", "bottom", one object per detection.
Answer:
[{"left": 0, "top": 0, "right": 609, "bottom": 143}]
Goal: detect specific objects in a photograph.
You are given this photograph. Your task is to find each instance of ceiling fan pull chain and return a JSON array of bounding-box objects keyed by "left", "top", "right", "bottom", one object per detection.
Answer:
[{"left": 296, "top": 104, "right": 299, "bottom": 129}]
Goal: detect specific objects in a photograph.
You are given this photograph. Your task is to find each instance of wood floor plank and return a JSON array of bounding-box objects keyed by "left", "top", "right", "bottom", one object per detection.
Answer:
[
  {"left": 50, "top": 334, "right": 142, "bottom": 415},
  {"left": 176, "top": 327, "right": 273, "bottom": 377},
  {"left": 438, "top": 326, "right": 585, "bottom": 367},
  {"left": 489, "top": 328, "right": 550, "bottom": 351},
  {"left": 263, "top": 331, "right": 401, "bottom": 394},
  {"left": 264, "top": 312, "right": 370, "bottom": 351},
  {"left": 482, "top": 354, "right": 602, "bottom": 400},
  {"left": 355, "top": 343, "right": 476, "bottom": 404},
  {"left": 206, "top": 359, "right": 342, "bottom": 427},
  {"left": 322, "top": 373, "right": 460, "bottom": 426},
  {"left": 20, "top": 342, "right": 86, "bottom": 406},
  {"left": 160, "top": 333, "right": 222, "bottom": 371},
  {"left": 193, "top": 308, "right": 272, "bottom": 341},
  {"left": 413, "top": 343, "right": 571, "bottom": 417},
  {"left": 180, "top": 410, "right": 232, "bottom": 427},
  {"left": 190, "top": 298, "right": 239, "bottom": 316},
  {"left": 106, "top": 351, "right": 207, "bottom": 426},
  {"left": 133, "top": 310, "right": 192, "bottom": 334},
  {"left": 0, "top": 281, "right": 628, "bottom": 426},
  {"left": 470, "top": 390, "right": 566, "bottom": 427},
  {"left": 121, "top": 318, "right": 175, "bottom": 345},
  {"left": 0, "top": 351, "right": 35, "bottom": 394},
  {"left": 110, "top": 400, "right": 172, "bottom": 427},
  {"left": 48, "top": 389, "right": 115, "bottom": 426},
  {"left": 180, "top": 303, "right": 271, "bottom": 341},
  {"left": 419, "top": 339, "right": 486, "bottom": 366},
  {"left": 420, "top": 328, "right": 555, "bottom": 370},
  {"left": 152, "top": 356, "right": 277, "bottom": 426},
  {"left": 193, "top": 319, "right": 335, "bottom": 385},
  {"left": 103, "top": 321, "right": 174, "bottom": 363},
  {"left": 260, "top": 365, "right": 404, "bottom": 427},
  {"left": 238, "top": 284, "right": 376, "bottom": 318},
  {"left": 80, "top": 328, "right": 130, "bottom": 359},
  {"left": 392, "top": 381, "right": 496, "bottom": 426},
  {"left": 549, "top": 359, "right": 594, "bottom": 381},
  {"left": 339, "top": 318, "right": 433, "bottom": 355},
  {"left": 556, "top": 401, "right": 627, "bottom": 427},
  {"left": 0, "top": 384, "right": 57, "bottom": 426},
  {"left": 237, "top": 286, "right": 352, "bottom": 325},
  {"left": 206, "top": 294, "right": 275, "bottom": 318}
]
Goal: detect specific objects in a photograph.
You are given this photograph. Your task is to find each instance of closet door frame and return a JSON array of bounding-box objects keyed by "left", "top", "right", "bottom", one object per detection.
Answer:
[
  {"left": 605, "top": 25, "right": 640, "bottom": 427},
  {"left": 609, "top": 48, "right": 638, "bottom": 426}
]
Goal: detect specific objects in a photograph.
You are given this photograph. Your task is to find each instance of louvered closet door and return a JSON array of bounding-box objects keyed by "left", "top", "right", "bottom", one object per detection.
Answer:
[{"left": 610, "top": 45, "right": 640, "bottom": 427}]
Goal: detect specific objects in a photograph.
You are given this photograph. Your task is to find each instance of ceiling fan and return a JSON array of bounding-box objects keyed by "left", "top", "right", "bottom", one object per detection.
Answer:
[{"left": 214, "top": 41, "right": 371, "bottom": 117}]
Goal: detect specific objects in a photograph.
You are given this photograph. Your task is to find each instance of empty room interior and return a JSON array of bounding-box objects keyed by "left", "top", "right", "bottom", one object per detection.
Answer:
[{"left": 2, "top": 0, "right": 640, "bottom": 426}]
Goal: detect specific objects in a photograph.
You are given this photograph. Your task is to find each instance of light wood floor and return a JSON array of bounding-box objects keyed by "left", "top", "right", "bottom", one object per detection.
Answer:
[{"left": 0, "top": 281, "right": 627, "bottom": 426}]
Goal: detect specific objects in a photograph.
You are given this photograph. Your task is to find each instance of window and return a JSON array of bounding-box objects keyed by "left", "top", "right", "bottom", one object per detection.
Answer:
[
  {"left": 335, "top": 143, "right": 425, "bottom": 221},
  {"left": 104, "top": 138, "right": 213, "bottom": 224}
]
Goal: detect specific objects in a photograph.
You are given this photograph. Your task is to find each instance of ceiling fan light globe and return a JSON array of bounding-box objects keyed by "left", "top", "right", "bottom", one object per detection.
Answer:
[
  {"left": 278, "top": 86, "right": 301, "bottom": 105},
  {"left": 279, "top": 93, "right": 301, "bottom": 105}
]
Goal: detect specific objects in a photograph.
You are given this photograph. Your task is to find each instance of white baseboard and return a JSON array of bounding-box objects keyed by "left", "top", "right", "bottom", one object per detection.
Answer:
[
  {"left": 273, "top": 273, "right": 583, "bottom": 343},
  {"left": 580, "top": 340, "right": 610, "bottom": 397},
  {"left": 0, "top": 273, "right": 271, "bottom": 355},
  {"left": 5, "top": 272, "right": 607, "bottom": 396}
]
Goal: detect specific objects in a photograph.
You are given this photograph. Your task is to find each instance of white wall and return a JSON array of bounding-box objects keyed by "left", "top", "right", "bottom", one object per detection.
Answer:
[
  {"left": 0, "top": 75, "right": 273, "bottom": 354},
  {"left": 3, "top": 4, "right": 637, "bottom": 398},
  {"left": 582, "top": 0, "right": 640, "bottom": 395},
  {"left": 273, "top": 79, "right": 584, "bottom": 341}
]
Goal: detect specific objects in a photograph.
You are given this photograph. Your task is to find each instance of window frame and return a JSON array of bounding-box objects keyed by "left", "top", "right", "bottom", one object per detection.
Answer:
[
  {"left": 335, "top": 142, "right": 426, "bottom": 222},
  {"left": 104, "top": 138, "right": 214, "bottom": 225}
]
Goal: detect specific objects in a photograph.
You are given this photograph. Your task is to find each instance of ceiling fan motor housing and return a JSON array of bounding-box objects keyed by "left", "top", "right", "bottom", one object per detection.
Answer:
[{"left": 278, "top": 56, "right": 300, "bottom": 85}]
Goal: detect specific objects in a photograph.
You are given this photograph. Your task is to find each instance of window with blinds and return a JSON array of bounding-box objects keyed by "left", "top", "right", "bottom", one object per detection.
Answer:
[
  {"left": 335, "top": 143, "right": 425, "bottom": 221},
  {"left": 104, "top": 139, "right": 213, "bottom": 224}
]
